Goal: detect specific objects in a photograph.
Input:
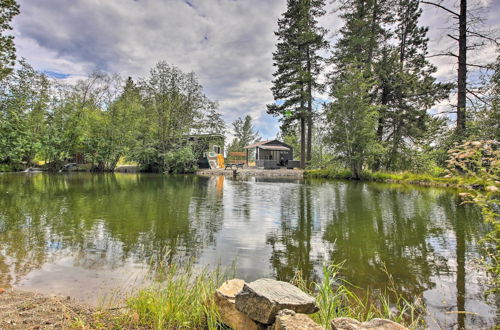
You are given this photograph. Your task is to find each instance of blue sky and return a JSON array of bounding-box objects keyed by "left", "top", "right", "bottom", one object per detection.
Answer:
[{"left": 12, "top": 0, "right": 499, "bottom": 139}]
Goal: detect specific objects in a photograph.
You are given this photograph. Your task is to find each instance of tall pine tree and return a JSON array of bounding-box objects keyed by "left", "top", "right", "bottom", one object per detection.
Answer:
[
  {"left": 380, "top": 0, "right": 452, "bottom": 169},
  {"left": 268, "top": 0, "right": 327, "bottom": 168}
]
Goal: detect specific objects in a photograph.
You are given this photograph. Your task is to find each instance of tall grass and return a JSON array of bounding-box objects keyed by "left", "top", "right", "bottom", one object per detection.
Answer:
[
  {"left": 292, "top": 263, "right": 425, "bottom": 329},
  {"left": 121, "top": 259, "right": 234, "bottom": 329}
]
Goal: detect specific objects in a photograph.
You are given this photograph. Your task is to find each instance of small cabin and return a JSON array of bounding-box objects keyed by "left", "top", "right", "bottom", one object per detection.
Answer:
[{"left": 244, "top": 140, "right": 298, "bottom": 169}]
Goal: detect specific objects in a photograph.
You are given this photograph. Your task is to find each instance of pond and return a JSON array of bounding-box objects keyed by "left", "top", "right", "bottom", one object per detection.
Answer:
[{"left": 0, "top": 173, "right": 496, "bottom": 329}]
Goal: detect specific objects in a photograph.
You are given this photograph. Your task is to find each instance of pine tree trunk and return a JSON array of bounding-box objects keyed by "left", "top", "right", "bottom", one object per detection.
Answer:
[
  {"left": 307, "top": 99, "right": 312, "bottom": 164},
  {"left": 300, "top": 113, "right": 306, "bottom": 169},
  {"left": 367, "top": 0, "right": 378, "bottom": 66},
  {"left": 456, "top": 0, "right": 467, "bottom": 134},
  {"left": 306, "top": 47, "right": 313, "bottom": 164}
]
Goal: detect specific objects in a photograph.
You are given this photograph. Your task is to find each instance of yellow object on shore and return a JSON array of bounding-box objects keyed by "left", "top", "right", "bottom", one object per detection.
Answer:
[{"left": 217, "top": 154, "right": 224, "bottom": 168}]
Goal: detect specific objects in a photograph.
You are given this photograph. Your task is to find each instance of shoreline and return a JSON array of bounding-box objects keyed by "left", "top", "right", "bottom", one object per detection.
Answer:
[
  {"left": 196, "top": 168, "right": 304, "bottom": 178},
  {"left": 304, "top": 168, "right": 493, "bottom": 191}
]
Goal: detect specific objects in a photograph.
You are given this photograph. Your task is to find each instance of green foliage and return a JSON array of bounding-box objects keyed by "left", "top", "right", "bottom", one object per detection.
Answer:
[
  {"left": 0, "top": 0, "right": 19, "bottom": 80},
  {"left": 325, "top": 0, "right": 451, "bottom": 173},
  {"left": 81, "top": 76, "right": 142, "bottom": 171},
  {"left": 377, "top": 0, "right": 452, "bottom": 170},
  {"left": 468, "top": 55, "right": 500, "bottom": 141},
  {"left": 164, "top": 145, "right": 198, "bottom": 174},
  {"left": 325, "top": 67, "right": 382, "bottom": 179},
  {"left": 0, "top": 60, "right": 50, "bottom": 168},
  {"left": 129, "top": 61, "right": 221, "bottom": 172},
  {"left": 0, "top": 60, "right": 225, "bottom": 172},
  {"left": 267, "top": 0, "right": 327, "bottom": 122},
  {"left": 268, "top": 0, "right": 328, "bottom": 166},
  {"left": 227, "top": 115, "right": 260, "bottom": 152},
  {"left": 447, "top": 140, "right": 499, "bottom": 293},
  {"left": 305, "top": 167, "right": 487, "bottom": 188}
]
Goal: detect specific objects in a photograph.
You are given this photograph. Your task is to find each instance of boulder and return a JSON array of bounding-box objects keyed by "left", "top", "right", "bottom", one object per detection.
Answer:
[
  {"left": 331, "top": 317, "right": 408, "bottom": 330},
  {"left": 235, "top": 278, "right": 318, "bottom": 324},
  {"left": 215, "top": 279, "right": 262, "bottom": 330},
  {"left": 270, "top": 309, "right": 324, "bottom": 330}
]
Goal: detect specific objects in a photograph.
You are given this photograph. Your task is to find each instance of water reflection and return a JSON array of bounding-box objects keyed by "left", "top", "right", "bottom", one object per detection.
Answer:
[{"left": 0, "top": 173, "right": 496, "bottom": 328}]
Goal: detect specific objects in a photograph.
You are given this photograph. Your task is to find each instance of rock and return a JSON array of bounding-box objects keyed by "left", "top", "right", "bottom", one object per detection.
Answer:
[
  {"left": 215, "top": 279, "right": 262, "bottom": 330},
  {"left": 270, "top": 309, "right": 324, "bottom": 330},
  {"left": 331, "top": 317, "right": 408, "bottom": 330},
  {"left": 235, "top": 278, "right": 318, "bottom": 324}
]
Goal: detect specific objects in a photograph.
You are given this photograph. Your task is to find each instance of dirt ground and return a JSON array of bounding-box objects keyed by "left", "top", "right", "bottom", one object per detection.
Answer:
[{"left": 0, "top": 289, "right": 115, "bottom": 329}]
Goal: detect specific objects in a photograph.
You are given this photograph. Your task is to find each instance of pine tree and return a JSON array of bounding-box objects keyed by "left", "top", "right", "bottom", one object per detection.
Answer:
[
  {"left": 228, "top": 115, "right": 260, "bottom": 152},
  {"left": 267, "top": 0, "right": 327, "bottom": 168},
  {"left": 328, "top": 0, "right": 392, "bottom": 171},
  {"left": 331, "top": 0, "right": 392, "bottom": 76},
  {"left": 381, "top": 0, "right": 452, "bottom": 169}
]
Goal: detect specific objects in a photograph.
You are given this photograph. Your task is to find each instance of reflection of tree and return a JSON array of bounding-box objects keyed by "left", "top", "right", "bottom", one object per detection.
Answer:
[
  {"left": 322, "top": 182, "right": 486, "bottom": 304},
  {"left": 267, "top": 184, "right": 320, "bottom": 283},
  {"left": 263, "top": 178, "right": 489, "bottom": 317},
  {"left": 0, "top": 173, "right": 224, "bottom": 287}
]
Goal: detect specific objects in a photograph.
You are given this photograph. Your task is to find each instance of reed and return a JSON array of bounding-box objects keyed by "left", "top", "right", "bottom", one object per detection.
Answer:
[{"left": 292, "top": 263, "right": 425, "bottom": 329}]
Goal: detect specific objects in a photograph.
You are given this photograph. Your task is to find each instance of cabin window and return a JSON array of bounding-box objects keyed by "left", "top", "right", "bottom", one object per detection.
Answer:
[{"left": 213, "top": 145, "right": 221, "bottom": 154}]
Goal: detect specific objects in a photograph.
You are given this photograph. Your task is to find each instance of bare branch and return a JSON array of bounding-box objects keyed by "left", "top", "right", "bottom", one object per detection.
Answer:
[
  {"left": 447, "top": 34, "right": 459, "bottom": 42},
  {"left": 466, "top": 63, "right": 491, "bottom": 69},
  {"left": 426, "top": 52, "right": 458, "bottom": 58},
  {"left": 466, "top": 88, "right": 491, "bottom": 106},
  {"left": 420, "top": 1, "right": 460, "bottom": 17},
  {"left": 467, "top": 30, "right": 500, "bottom": 45}
]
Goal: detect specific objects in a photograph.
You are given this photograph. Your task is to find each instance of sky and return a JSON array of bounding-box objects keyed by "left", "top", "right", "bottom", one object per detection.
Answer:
[{"left": 12, "top": 0, "right": 500, "bottom": 139}]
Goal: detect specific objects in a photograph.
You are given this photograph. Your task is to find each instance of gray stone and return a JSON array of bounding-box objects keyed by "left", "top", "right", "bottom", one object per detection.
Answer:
[
  {"left": 235, "top": 278, "right": 318, "bottom": 324},
  {"left": 331, "top": 317, "right": 408, "bottom": 330},
  {"left": 215, "top": 279, "right": 262, "bottom": 330},
  {"left": 270, "top": 309, "right": 324, "bottom": 330}
]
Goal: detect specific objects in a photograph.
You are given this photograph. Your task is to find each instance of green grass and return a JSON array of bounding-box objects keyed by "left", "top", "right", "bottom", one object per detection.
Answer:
[
  {"left": 120, "top": 263, "right": 232, "bottom": 329},
  {"left": 113, "top": 260, "right": 424, "bottom": 329},
  {"left": 305, "top": 167, "right": 489, "bottom": 190}
]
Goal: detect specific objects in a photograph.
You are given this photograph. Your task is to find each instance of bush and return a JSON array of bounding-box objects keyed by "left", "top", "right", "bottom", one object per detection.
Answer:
[
  {"left": 447, "top": 140, "right": 499, "bottom": 177},
  {"left": 164, "top": 145, "right": 198, "bottom": 174},
  {"left": 0, "top": 164, "right": 13, "bottom": 172}
]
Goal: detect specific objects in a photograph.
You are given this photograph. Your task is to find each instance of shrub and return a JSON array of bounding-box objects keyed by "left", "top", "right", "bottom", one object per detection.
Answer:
[
  {"left": 447, "top": 140, "right": 499, "bottom": 293},
  {"left": 164, "top": 145, "right": 198, "bottom": 174}
]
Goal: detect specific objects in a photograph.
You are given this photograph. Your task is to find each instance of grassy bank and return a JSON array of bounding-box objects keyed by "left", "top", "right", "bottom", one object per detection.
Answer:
[
  {"left": 305, "top": 167, "right": 490, "bottom": 190},
  {"left": 96, "top": 262, "right": 423, "bottom": 329}
]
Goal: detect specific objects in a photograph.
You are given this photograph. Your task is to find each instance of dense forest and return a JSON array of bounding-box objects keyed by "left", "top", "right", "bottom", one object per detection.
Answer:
[{"left": 0, "top": 0, "right": 498, "bottom": 175}]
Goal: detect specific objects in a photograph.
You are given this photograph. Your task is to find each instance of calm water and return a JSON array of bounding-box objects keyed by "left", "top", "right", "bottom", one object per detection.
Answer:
[{"left": 0, "top": 173, "right": 497, "bottom": 328}]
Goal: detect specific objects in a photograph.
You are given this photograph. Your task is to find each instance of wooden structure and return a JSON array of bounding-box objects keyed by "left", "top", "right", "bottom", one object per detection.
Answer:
[
  {"left": 225, "top": 152, "right": 246, "bottom": 169},
  {"left": 188, "top": 134, "right": 225, "bottom": 169},
  {"left": 244, "top": 140, "right": 298, "bottom": 169}
]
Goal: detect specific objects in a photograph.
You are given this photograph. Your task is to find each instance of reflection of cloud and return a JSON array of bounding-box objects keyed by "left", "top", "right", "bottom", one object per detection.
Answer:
[{"left": 13, "top": 0, "right": 500, "bottom": 137}]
